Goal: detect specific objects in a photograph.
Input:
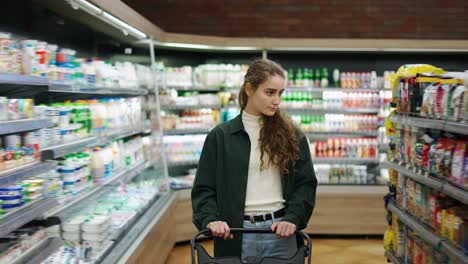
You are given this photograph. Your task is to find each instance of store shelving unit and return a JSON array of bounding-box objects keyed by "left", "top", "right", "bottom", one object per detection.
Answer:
[
  {"left": 166, "top": 85, "right": 238, "bottom": 92},
  {"left": 11, "top": 238, "right": 64, "bottom": 264},
  {"left": 40, "top": 137, "right": 99, "bottom": 160},
  {"left": 167, "top": 160, "right": 199, "bottom": 168},
  {"left": 387, "top": 201, "right": 467, "bottom": 264},
  {"left": 384, "top": 161, "right": 468, "bottom": 204},
  {"left": 0, "top": 197, "right": 58, "bottom": 237},
  {"left": 390, "top": 114, "right": 468, "bottom": 135},
  {"left": 313, "top": 158, "right": 379, "bottom": 164},
  {"left": 283, "top": 107, "right": 380, "bottom": 114},
  {"left": 99, "top": 192, "right": 174, "bottom": 264},
  {"left": 164, "top": 128, "right": 211, "bottom": 135},
  {"left": 385, "top": 250, "right": 405, "bottom": 264},
  {"left": 0, "top": 73, "right": 49, "bottom": 87},
  {"left": 286, "top": 87, "right": 381, "bottom": 93},
  {"left": 45, "top": 159, "right": 150, "bottom": 218},
  {"left": 160, "top": 104, "right": 221, "bottom": 110},
  {"left": 0, "top": 118, "right": 54, "bottom": 134},
  {"left": 306, "top": 131, "right": 378, "bottom": 141},
  {"left": 48, "top": 81, "right": 148, "bottom": 96},
  {"left": 0, "top": 160, "right": 57, "bottom": 186}
]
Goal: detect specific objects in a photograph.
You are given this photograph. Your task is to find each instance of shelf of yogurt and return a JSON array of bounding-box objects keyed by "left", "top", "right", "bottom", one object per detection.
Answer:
[
  {"left": 41, "top": 179, "right": 161, "bottom": 264},
  {"left": 0, "top": 31, "right": 154, "bottom": 92}
]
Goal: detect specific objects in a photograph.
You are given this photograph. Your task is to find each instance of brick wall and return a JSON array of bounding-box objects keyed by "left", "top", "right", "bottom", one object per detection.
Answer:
[{"left": 123, "top": 0, "right": 468, "bottom": 39}]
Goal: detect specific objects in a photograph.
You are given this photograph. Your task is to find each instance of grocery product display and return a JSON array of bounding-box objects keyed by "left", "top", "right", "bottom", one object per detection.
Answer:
[
  {"left": 0, "top": 32, "right": 167, "bottom": 263},
  {"left": 384, "top": 65, "right": 467, "bottom": 264},
  {"left": 0, "top": 32, "right": 153, "bottom": 89}
]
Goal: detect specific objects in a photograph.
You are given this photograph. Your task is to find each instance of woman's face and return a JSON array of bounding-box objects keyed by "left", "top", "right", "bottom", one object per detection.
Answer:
[{"left": 245, "top": 74, "right": 285, "bottom": 116}]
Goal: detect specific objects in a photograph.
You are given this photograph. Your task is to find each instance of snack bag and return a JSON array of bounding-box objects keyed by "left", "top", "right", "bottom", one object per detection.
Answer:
[
  {"left": 451, "top": 141, "right": 467, "bottom": 187},
  {"left": 451, "top": 85, "right": 466, "bottom": 122}
]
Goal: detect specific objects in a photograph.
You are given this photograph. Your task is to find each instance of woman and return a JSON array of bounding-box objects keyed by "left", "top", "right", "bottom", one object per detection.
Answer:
[{"left": 192, "top": 58, "right": 317, "bottom": 260}]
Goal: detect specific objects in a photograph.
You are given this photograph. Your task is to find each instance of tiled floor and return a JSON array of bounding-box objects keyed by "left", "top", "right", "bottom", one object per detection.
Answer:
[{"left": 166, "top": 238, "right": 387, "bottom": 264}]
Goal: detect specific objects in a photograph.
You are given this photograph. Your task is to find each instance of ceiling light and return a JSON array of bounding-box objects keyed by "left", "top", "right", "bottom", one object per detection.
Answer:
[{"left": 67, "top": 0, "right": 147, "bottom": 39}]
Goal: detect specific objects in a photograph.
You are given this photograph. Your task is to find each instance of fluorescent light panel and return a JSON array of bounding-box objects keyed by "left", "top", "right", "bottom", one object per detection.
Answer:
[{"left": 69, "top": 0, "right": 147, "bottom": 39}]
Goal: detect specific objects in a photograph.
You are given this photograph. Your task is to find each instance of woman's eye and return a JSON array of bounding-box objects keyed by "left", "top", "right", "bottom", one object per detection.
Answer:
[{"left": 267, "top": 91, "right": 273, "bottom": 96}]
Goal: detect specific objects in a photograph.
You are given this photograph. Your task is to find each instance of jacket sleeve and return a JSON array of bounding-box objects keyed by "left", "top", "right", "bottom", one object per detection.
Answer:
[
  {"left": 191, "top": 130, "right": 219, "bottom": 231},
  {"left": 282, "top": 135, "right": 318, "bottom": 230}
]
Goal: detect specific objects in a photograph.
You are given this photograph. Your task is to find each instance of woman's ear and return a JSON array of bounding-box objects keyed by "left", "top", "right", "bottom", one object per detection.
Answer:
[{"left": 245, "top": 83, "right": 254, "bottom": 96}]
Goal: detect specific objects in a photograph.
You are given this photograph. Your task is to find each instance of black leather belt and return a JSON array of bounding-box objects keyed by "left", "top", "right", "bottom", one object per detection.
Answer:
[{"left": 243, "top": 208, "right": 285, "bottom": 223}]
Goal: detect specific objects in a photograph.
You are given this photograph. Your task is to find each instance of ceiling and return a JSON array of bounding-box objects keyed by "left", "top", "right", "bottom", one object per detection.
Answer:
[{"left": 122, "top": 0, "right": 468, "bottom": 39}]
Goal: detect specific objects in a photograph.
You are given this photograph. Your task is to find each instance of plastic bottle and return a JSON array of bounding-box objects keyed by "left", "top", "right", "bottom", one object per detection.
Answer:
[
  {"left": 295, "top": 68, "right": 303, "bottom": 87},
  {"left": 333, "top": 68, "right": 340, "bottom": 87}
]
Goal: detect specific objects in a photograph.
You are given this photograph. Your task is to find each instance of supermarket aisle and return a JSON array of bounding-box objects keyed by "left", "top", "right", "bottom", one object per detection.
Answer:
[{"left": 166, "top": 238, "right": 386, "bottom": 264}]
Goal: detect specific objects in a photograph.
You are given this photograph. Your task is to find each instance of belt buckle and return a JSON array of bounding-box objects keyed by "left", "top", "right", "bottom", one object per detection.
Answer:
[{"left": 249, "top": 215, "right": 256, "bottom": 223}]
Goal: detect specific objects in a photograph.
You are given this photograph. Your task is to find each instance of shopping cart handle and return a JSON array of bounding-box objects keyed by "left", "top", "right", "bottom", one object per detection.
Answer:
[{"left": 192, "top": 228, "right": 311, "bottom": 244}]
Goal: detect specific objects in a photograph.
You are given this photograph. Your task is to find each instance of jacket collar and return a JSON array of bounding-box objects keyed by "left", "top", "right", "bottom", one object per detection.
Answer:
[{"left": 229, "top": 114, "right": 246, "bottom": 134}]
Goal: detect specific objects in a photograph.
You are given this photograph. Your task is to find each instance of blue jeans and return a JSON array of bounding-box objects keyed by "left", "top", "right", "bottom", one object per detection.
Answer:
[{"left": 241, "top": 216, "right": 297, "bottom": 262}]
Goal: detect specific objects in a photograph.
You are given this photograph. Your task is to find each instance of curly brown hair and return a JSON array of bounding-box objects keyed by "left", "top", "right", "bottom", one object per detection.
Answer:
[{"left": 238, "top": 58, "right": 299, "bottom": 173}]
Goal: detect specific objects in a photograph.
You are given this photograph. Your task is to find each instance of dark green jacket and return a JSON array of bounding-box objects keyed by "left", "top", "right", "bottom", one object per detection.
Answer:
[{"left": 191, "top": 114, "right": 317, "bottom": 258}]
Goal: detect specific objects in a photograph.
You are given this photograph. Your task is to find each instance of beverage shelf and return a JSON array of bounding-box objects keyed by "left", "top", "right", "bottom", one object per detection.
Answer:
[
  {"left": 384, "top": 161, "right": 468, "bottom": 205},
  {"left": 283, "top": 107, "right": 380, "bottom": 114},
  {"left": 306, "top": 131, "right": 378, "bottom": 140},
  {"left": 0, "top": 118, "right": 54, "bottom": 135},
  {"left": 0, "top": 161, "right": 57, "bottom": 186},
  {"left": 313, "top": 158, "right": 380, "bottom": 164},
  {"left": 0, "top": 197, "right": 58, "bottom": 238},
  {"left": 164, "top": 128, "right": 211, "bottom": 135},
  {"left": 390, "top": 114, "right": 468, "bottom": 135},
  {"left": 286, "top": 86, "right": 381, "bottom": 93},
  {"left": 387, "top": 201, "right": 468, "bottom": 264}
]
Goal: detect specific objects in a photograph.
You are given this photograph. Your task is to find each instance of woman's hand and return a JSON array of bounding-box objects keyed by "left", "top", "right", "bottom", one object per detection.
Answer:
[
  {"left": 271, "top": 221, "right": 296, "bottom": 238},
  {"left": 207, "top": 221, "right": 234, "bottom": 240}
]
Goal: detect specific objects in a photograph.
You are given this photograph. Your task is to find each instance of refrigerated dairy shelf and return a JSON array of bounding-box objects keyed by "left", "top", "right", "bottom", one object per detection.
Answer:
[
  {"left": 384, "top": 161, "right": 468, "bottom": 205},
  {"left": 0, "top": 118, "right": 54, "bottom": 135},
  {"left": 100, "top": 192, "right": 173, "bottom": 264},
  {"left": 11, "top": 238, "right": 64, "bottom": 264},
  {"left": 48, "top": 81, "right": 148, "bottom": 96},
  {"left": 45, "top": 159, "right": 149, "bottom": 218},
  {"left": 167, "top": 160, "right": 199, "bottom": 167},
  {"left": 390, "top": 114, "right": 468, "bottom": 135},
  {"left": 387, "top": 201, "right": 468, "bottom": 264},
  {"left": 99, "top": 124, "right": 152, "bottom": 144},
  {"left": 167, "top": 85, "right": 238, "bottom": 92},
  {"left": 0, "top": 73, "right": 48, "bottom": 86},
  {"left": 286, "top": 87, "right": 381, "bottom": 93},
  {"left": 0, "top": 161, "right": 57, "bottom": 186},
  {"left": 40, "top": 137, "right": 98, "bottom": 160},
  {"left": 0, "top": 197, "right": 58, "bottom": 238},
  {"left": 160, "top": 104, "right": 221, "bottom": 110},
  {"left": 313, "top": 158, "right": 380, "bottom": 164},
  {"left": 385, "top": 250, "right": 404, "bottom": 264},
  {"left": 0, "top": 73, "right": 149, "bottom": 97},
  {"left": 164, "top": 128, "right": 211, "bottom": 135},
  {"left": 283, "top": 107, "right": 380, "bottom": 114}
]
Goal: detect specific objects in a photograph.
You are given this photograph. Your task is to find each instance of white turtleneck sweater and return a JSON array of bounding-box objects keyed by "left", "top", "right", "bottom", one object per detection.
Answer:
[{"left": 242, "top": 111, "right": 285, "bottom": 215}]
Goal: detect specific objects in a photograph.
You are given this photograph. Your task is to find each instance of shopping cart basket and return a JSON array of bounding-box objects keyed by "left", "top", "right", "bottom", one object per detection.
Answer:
[{"left": 191, "top": 228, "right": 312, "bottom": 264}]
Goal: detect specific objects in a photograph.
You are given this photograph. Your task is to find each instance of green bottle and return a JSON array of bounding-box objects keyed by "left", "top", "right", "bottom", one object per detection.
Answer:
[
  {"left": 321, "top": 67, "right": 329, "bottom": 88},
  {"left": 288, "top": 68, "right": 294, "bottom": 87},
  {"left": 295, "top": 68, "right": 303, "bottom": 87},
  {"left": 314, "top": 69, "right": 321, "bottom": 87}
]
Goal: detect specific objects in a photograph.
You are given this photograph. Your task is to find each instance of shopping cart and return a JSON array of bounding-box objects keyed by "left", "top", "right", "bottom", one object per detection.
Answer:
[{"left": 191, "top": 228, "right": 312, "bottom": 264}]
